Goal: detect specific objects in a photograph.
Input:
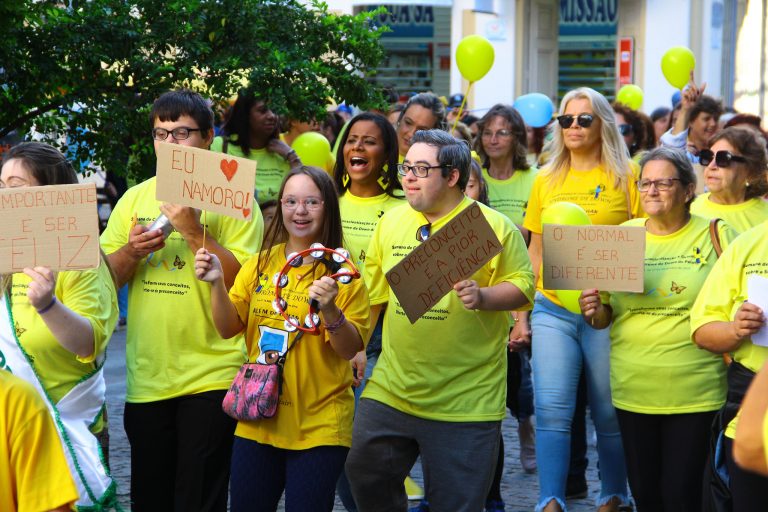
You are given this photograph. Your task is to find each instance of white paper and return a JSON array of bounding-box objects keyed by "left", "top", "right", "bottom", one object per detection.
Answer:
[{"left": 747, "top": 274, "right": 768, "bottom": 347}]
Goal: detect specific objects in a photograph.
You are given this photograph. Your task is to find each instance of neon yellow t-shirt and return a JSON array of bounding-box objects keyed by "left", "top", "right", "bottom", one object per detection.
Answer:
[
  {"left": 523, "top": 166, "right": 643, "bottom": 304},
  {"left": 339, "top": 192, "right": 404, "bottom": 273},
  {"left": 9, "top": 262, "right": 117, "bottom": 432},
  {"left": 609, "top": 215, "right": 735, "bottom": 414},
  {"left": 100, "top": 177, "right": 263, "bottom": 403},
  {"left": 690, "top": 219, "right": 768, "bottom": 437},
  {"left": 211, "top": 136, "right": 290, "bottom": 203},
  {"left": 482, "top": 167, "right": 539, "bottom": 227},
  {"left": 362, "top": 197, "right": 535, "bottom": 421},
  {"left": 691, "top": 193, "right": 768, "bottom": 235},
  {"left": 0, "top": 371, "right": 79, "bottom": 512},
  {"left": 229, "top": 245, "right": 370, "bottom": 449}
]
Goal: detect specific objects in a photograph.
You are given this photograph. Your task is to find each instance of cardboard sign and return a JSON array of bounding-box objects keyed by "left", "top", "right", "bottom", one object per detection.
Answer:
[
  {"left": 155, "top": 142, "right": 256, "bottom": 220},
  {"left": 542, "top": 224, "right": 645, "bottom": 292},
  {"left": 0, "top": 183, "right": 100, "bottom": 272},
  {"left": 385, "top": 202, "right": 503, "bottom": 323}
]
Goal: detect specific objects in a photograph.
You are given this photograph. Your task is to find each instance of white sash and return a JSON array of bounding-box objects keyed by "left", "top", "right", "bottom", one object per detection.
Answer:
[{"left": 0, "top": 294, "right": 118, "bottom": 510}]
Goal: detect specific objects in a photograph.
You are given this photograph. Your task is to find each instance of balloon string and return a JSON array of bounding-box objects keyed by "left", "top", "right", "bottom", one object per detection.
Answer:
[{"left": 451, "top": 82, "right": 473, "bottom": 134}]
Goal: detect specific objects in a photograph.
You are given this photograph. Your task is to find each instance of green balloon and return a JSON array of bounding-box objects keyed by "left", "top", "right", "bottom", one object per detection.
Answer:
[
  {"left": 456, "top": 35, "right": 495, "bottom": 82},
  {"left": 661, "top": 46, "right": 696, "bottom": 90},
  {"left": 616, "top": 85, "right": 644, "bottom": 110}
]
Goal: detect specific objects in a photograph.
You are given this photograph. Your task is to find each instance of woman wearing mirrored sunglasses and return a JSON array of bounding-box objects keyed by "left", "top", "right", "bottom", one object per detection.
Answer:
[
  {"left": 690, "top": 127, "right": 768, "bottom": 235},
  {"left": 519, "top": 87, "right": 640, "bottom": 512},
  {"left": 580, "top": 147, "right": 736, "bottom": 511},
  {"left": 612, "top": 103, "right": 656, "bottom": 160}
]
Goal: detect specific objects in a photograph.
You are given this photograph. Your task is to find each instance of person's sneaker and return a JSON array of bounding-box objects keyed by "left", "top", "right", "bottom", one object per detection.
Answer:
[
  {"left": 408, "top": 500, "right": 429, "bottom": 512},
  {"left": 405, "top": 476, "right": 425, "bottom": 500},
  {"left": 518, "top": 417, "right": 537, "bottom": 473},
  {"left": 485, "top": 499, "right": 506, "bottom": 512},
  {"left": 565, "top": 475, "right": 588, "bottom": 500}
]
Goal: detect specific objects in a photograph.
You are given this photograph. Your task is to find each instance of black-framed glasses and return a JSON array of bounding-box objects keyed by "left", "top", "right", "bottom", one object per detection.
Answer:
[
  {"left": 152, "top": 127, "right": 203, "bottom": 141},
  {"left": 397, "top": 163, "right": 446, "bottom": 178},
  {"left": 556, "top": 114, "right": 594, "bottom": 129},
  {"left": 416, "top": 223, "right": 431, "bottom": 242},
  {"left": 637, "top": 178, "right": 681, "bottom": 192},
  {"left": 618, "top": 124, "right": 633, "bottom": 136},
  {"left": 699, "top": 149, "right": 748, "bottom": 168}
]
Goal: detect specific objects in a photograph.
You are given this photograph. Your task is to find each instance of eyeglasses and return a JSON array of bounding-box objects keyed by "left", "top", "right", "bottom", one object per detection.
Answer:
[
  {"left": 397, "top": 163, "right": 446, "bottom": 178},
  {"left": 281, "top": 196, "right": 324, "bottom": 211},
  {"left": 698, "top": 149, "right": 748, "bottom": 168},
  {"left": 416, "top": 223, "right": 431, "bottom": 242},
  {"left": 481, "top": 129, "right": 513, "bottom": 139},
  {"left": 618, "top": 124, "right": 633, "bottom": 136},
  {"left": 556, "top": 114, "right": 595, "bottom": 129},
  {"left": 152, "top": 127, "right": 203, "bottom": 141},
  {"left": 637, "top": 178, "right": 681, "bottom": 192}
]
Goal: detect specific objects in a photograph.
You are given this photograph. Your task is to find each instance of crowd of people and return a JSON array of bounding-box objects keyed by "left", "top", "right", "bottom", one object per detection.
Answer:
[{"left": 2, "top": 77, "right": 768, "bottom": 512}]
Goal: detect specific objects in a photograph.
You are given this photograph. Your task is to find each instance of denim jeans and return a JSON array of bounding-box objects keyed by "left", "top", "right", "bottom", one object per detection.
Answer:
[{"left": 530, "top": 294, "right": 628, "bottom": 510}]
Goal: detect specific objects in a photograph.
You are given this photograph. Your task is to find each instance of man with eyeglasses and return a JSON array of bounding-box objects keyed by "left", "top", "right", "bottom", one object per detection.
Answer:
[
  {"left": 346, "top": 129, "right": 535, "bottom": 511},
  {"left": 100, "top": 89, "right": 263, "bottom": 511}
]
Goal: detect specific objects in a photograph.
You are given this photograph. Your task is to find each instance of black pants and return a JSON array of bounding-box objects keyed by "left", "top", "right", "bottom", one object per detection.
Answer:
[
  {"left": 615, "top": 408, "right": 715, "bottom": 512},
  {"left": 124, "top": 390, "right": 236, "bottom": 512}
]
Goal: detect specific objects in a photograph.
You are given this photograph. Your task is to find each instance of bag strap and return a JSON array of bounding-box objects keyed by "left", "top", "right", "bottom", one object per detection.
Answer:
[{"left": 709, "top": 218, "right": 723, "bottom": 258}]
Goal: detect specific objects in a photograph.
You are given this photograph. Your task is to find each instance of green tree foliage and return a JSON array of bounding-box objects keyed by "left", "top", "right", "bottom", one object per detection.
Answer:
[{"left": 0, "top": 0, "right": 387, "bottom": 178}]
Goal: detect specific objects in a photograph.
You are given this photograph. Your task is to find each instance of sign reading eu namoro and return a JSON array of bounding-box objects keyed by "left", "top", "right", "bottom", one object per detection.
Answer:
[
  {"left": 155, "top": 142, "right": 256, "bottom": 221},
  {"left": 386, "top": 202, "right": 503, "bottom": 323},
  {"left": 0, "top": 183, "right": 100, "bottom": 272},
  {"left": 542, "top": 224, "right": 645, "bottom": 293}
]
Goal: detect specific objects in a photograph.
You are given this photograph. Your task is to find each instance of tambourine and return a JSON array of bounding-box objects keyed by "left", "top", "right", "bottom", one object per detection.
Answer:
[{"left": 272, "top": 243, "right": 361, "bottom": 334}]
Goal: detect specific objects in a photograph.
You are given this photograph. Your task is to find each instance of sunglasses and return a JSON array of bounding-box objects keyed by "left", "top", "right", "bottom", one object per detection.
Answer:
[
  {"left": 557, "top": 114, "right": 594, "bottom": 129},
  {"left": 618, "top": 124, "right": 633, "bottom": 136},
  {"left": 699, "top": 149, "right": 748, "bottom": 168},
  {"left": 416, "top": 223, "right": 431, "bottom": 242}
]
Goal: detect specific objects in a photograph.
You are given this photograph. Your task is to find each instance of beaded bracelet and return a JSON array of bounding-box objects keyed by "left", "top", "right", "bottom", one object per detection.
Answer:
[
  {"left": 325, "top": 310, "right": 347, "bottom": 334},
  {"left": 36, "top": 296, "right": 57, "bottom": 315}
]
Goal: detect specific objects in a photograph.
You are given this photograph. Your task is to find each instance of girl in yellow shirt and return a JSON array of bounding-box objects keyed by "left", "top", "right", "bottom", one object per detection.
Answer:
[{"left": 195, "top": 166, "right": 370, "bottom": 512}]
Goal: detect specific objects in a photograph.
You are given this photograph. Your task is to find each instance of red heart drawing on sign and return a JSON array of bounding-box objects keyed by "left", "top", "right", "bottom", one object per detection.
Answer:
[
  {"left": 220, "top": 159, "right": 238, "bottom": 181},
  {"left": 242, "top": 208, "right": 251, "bottom": 218}
]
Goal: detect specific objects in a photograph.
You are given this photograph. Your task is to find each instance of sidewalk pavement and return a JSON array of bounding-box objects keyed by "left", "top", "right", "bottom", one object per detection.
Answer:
[{"left": 105, "top": 329, "right": 603, "bottom": 511}]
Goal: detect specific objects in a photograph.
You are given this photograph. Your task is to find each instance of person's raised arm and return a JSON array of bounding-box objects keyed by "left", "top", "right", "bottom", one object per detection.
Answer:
[{"left": 194, "top": 248, "right": 245, "bottom": 339}]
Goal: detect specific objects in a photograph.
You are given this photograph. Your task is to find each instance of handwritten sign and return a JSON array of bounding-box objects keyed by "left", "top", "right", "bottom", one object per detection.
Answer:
[
  {"left": 385, "top": 202, "right": 503, "bottom": 323},
  {"left": 542, "top": 224, "right": 645, "bottom": 292},
  {"left": 0, "top": 183, "right": 100, "bottom": 272},
  {"left": 155, "top": 142, "right": 256, "bottom": 220}
]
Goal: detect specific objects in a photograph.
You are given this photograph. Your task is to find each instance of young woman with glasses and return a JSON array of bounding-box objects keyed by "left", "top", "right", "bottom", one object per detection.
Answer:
[
  {"left": 580, "top": 147, "right": 736, "bottom": 511},
  {"left": 195, "top": 166, "right": 370, "bottom": 512},
  {"left": 690, "top": 126, "right": 768, "bottom": 234},
  {"left": 519, "top": 87, "right": 641, "bottom": 512}
]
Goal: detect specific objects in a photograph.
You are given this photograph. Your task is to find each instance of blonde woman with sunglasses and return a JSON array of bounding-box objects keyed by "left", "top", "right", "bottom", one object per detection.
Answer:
[
  {"left": 690, "top": 126, "right": 768, "bottom": 235},
  {"left": 517, "top": 88, "right": 641, "bottom": 512}
]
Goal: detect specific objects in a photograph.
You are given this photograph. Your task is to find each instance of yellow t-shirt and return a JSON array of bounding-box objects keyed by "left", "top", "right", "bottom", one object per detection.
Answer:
[
  {"left": 210, "top": 136, "right": 290, "bottom": 203},
  {"left": 523, "top": 166, "right": 643, "bottom": 304},
  {"left": 609, "top": 215, "right": 735, "bottom": 414},
  {"left": 0, "top": 371, "right": 79, "bottom": 512},
  {"left": 100, "top": 177, "right": 263, "bottom": 403},
  {"left": 483, "top": 167, "right": 539, "bottom": 227},
  {"left": 690, "top": 193, "right": 768, "bottom": 235},
  {"left": 229, "top": 246, "right": 371, "bottom": 449},
  {"left": 362, "top": 197, "right": 535, "bottom": 421},
  {"left": 339, "top": 192, "right": 404, "bottom": 273},
  {"left": 9, "top": 263, "right": 117, "bottom": 432},
  {"left": 690, "top": 219, "right": 768, "bottom": 437}
]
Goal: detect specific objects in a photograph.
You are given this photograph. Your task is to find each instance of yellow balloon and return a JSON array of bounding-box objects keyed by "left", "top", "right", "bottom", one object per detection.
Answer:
[
  {"left": 456, "top": 35, "right": 495, "bottom": 82},
  {"left": 661, "top": 46, "right": 696, "bottom": 90},
  {"left": 293, "top": 132, "right": 332, "bottom": 170},
  {"left": 556, "top": 289, "right": 583, "bottom": 314},
  {"left": 616, "top": 85, "right": 644, "bottom": 110},
  {"left": 541, "top": 202, "right": 591, "bottom": 227}
]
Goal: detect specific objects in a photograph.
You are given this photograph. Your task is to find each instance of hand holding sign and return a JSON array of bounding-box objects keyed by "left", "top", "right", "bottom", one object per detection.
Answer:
[{"left": 23, "top": 266, "right": 57, "bottom": 310}]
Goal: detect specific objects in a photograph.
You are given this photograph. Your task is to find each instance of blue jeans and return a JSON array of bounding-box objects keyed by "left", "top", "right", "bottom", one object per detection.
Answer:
[{"left": 530, "top": 294, "right": 628, "bottom": 511}]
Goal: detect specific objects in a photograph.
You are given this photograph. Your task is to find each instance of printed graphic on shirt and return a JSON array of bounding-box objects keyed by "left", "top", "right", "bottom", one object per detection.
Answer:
[{"left": 256, "top": 326, "right": 289, "bottom": 364}]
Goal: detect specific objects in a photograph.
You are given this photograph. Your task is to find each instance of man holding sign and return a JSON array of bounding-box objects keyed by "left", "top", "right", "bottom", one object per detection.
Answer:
[
  {"left": 101, "top": 90, "right": 263, "bottom": 511},
  {"left": 345, "top": 130, "right": 534, "bottom": 511}
]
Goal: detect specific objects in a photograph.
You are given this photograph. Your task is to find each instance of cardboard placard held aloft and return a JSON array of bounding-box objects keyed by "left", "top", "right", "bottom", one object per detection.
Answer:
[
  {"left": 155, "top": 142, "right": 256, "bottom": 220},
  {"left": 0, "top": 183, "right": 100, "bottom": 272},
  {"left": 385, "top": 202, "right": 503, "bottom": 323},
  {"left": 542, "top": 224, "right": 645, "bottom": 293}
]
